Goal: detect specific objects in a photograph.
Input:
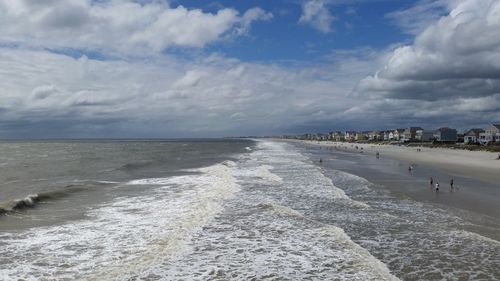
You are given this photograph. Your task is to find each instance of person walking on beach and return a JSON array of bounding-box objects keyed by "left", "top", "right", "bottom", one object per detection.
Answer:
[
  {"left": 450, "top": 178, "right": 454, "bottom": 190},
  {"left": 408, "top": 165, "right": 413, "bottom": 173},
  {"left": 435, "top": 182, "right": 439, "bottom": 192},
  {"left": 430, "top": 177, "right": 433, "bottom": 186}
]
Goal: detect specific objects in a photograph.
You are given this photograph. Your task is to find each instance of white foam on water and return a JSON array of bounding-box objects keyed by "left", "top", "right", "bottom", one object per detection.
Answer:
[
  {"left": 249, "top": 141, "right": 370, "bottom": 208},
  {"left": 0, "top": 161, "right": 241, "bottom": 280},
  {"left": 139, "top": 198, "right": 399, "bottom": 280},
  {"left": 306, "top": 147, "right": 500, "bottom": 280},
  {"left": 257, "top": 200, "right": 304, "bottom": 218},
  {"left": 96, "top": 180, "right": 120, "bottom": 184},
  {"left": 126, "top": 175, "right": 199, "bottom": 186},
  {"left": 327, "top": 169, "right": 374, "bottom": 193},
  {"left": 259, "top": 201, "right": 395, "bottom": 279},
  {"left": 118, "top": 140, "right": 394, "bottom": 280},
  {"left": 255, "top": 165, "right": 283, "bottom": 183},
  {"left": 455, "top": 230, "right": 500, "bottom": 245},
  {"left": 233, "top": 164, "right": 283, "bottom": 185},
  {"left": 5, "top": 140, "right": 497, "bottom": 280}
]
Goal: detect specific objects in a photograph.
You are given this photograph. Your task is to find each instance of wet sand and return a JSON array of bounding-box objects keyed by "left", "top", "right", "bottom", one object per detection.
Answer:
[
  {"left": 301, "top": 140, "right": 500, "bottom": 183},
  {"left": 291, "top": 141, "right": 500, "bottom": 222}
]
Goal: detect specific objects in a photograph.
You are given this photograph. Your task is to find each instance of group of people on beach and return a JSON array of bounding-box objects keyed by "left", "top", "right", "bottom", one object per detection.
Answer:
[
  {"left": 404, "top": 162, "right": 455, "bottom": 192},
  {"left": 429, "top": 176, "right": 454, "bottom": 192}
]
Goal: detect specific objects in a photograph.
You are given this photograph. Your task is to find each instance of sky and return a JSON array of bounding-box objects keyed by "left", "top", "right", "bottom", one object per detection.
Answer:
[{"left": 0, "top": 0, "right": 499, "bottom": 138}]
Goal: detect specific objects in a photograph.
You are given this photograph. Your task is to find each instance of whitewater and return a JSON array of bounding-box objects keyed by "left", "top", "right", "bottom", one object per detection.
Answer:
[{"left": 1, "top": 140, "right": 499, "bottom": 280}]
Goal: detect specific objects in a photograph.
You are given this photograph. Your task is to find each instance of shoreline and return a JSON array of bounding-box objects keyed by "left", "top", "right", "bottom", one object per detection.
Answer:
[
  {"left": 285, "top": 139, "right": 500, "bottom": 223},
  {"left": 290, "top": 140, "right": 500, "bottom": 183}
]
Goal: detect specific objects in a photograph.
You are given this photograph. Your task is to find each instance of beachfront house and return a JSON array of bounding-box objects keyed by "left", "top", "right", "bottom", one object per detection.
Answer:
[
  {"left": 328, "top": 131, "right": 339, "bottom": 140},
  {"left": 392, "top": 129, "right": 405, "bottom": 141},
  {"left": 329, "top": 131, "right": 344, "bottom": 141},
  {"left": 368, "top": 131, "right": 381, "bottom": 141},
  {"left": 388, "top": 131, "right": 395, "bottom": 140},
  {"left": 316, "top": 133, "right": 328, "bottom": 141},
  {"left": 335, "top": 132, "right": 345, "bottom": 141},
  {"left": 383, "top": 130, "right": 391, "bottom": 141},
  {"left": 345, "top": 131, "right": 356, "bottom": 142},
  {"left": 402, "top": 127, "right": 423, "bottom": 142},
  {"left": 416, "top": 129, "right": 434, "bottom": 142},
  {"left": 464, "top": 128, "right": 485, "bottom": 144},
  {"left": 479, "top": 124, "right": 500, "bottom": 144},
  {"left": 434, "top": 127, "right": 458, "bottom": 143}
]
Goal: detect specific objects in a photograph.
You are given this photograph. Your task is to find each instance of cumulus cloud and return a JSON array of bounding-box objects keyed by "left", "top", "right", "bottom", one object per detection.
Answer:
[
  {"left": 2, "top": 0, "right": 498, "bottom": 137},
  {"left": 356, "top": 0, "right": 500, "bottom": 109},
  {"left": 299, "top": 0, "right": 334, "bottom": 33},
  {"left": 0, "top": 48, "right": 373, "bottom": 137},
  {"left": 0, "top": 0, "right": 271, "bottom": 54}
]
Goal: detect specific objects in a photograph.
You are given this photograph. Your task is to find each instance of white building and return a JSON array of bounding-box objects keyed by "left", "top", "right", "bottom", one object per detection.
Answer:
[{"left": 479, "top": 124, "right": 500, "bottom": 144}]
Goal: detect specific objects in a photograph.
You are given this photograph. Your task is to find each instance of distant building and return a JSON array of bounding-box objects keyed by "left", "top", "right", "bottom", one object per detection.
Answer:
[
  {"left": 368, "top": 131, "right": 381, "bottom": 141},
  {"left": 434, "top": 127, "right": 458, "bottom": 143},
  {"left": 464, "top": 128, "right": 485, "bottom": 144},
  {"left": 345, "top": 131, "right": 356, "bottom": 142},
  {"left": 329, "top": 131, "right": 342, "bottom": 141},
  {"left": 383, "top": 130, "right": 392, "bottom": 141},
  {"left": 416, "top": 129, "right": 434, "bottom": 142},
  {"left": 403, "top": 127, "right": 423, "bottom": 142},
  {"left": 333, "top": 131, "right": 345, "bottom": 141},
  {"left": 479, "top": 124, "right": 500, "bottom": 144},
  {"left": 316, "top": 133, "right": 328, "bottom": 141},
  {"left": 391, "top": 128, "right": 405, "bottom": 141},
  {"left": 355, "top": 132, "right": 367, "bottom": 141}
]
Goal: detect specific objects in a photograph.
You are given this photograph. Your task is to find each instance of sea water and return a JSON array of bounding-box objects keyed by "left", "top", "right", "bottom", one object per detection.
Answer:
[{"left": 0, "top": 140, "right": 499, "bottom": 280}]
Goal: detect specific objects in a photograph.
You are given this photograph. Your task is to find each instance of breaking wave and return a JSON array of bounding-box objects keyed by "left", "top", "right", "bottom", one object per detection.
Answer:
[{"left": 0, "top": 182, "right": 114, "bottom": 216}]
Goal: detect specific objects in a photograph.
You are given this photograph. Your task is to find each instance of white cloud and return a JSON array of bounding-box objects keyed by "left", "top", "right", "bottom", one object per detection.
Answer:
[
  {"left": 386, "top": 0, "right": 452, "bottom": 34},
  {"left": 0, "top": 47, "right": 374, "bottom": 137},
  {"left": 0, "top": 0, "right": 271, "bottom": 54},
  {"left": 356, "top": 0, "right": 500, "bottom": 105},
  {"left": 2, "top": 0, "right": 498, "bottom": 137},
  {"left": 299, "top": 0, "right": 334, "bottom": 33},
  {"left": 236, "top": 7, "right": 273, "bottom": 36}
]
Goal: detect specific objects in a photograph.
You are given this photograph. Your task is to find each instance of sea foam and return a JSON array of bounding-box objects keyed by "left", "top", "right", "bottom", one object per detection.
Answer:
[{"left": 0, "top": 161, "right": 241, "bottom": 280}]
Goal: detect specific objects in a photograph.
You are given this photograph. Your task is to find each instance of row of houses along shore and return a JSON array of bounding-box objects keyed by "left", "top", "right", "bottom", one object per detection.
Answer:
[{"left": 281, "top": 124, "right": 500, "bottom": 145}]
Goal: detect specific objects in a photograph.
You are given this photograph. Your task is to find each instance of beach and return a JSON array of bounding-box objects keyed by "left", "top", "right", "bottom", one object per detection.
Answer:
[
  {"left": 298, "top": 140, "right": 500, "bottom": 183},
  {"left": 291, "top": 139, "right": 500, "bottom": 223}
]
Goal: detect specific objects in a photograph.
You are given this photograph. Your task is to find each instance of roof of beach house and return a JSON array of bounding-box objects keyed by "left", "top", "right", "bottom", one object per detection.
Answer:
[
  {"left": 436, "top": 127, "right": 457, "bottom": 132},
  {"left": 465, "top": 128, "right": 485, "bottom": 135}
]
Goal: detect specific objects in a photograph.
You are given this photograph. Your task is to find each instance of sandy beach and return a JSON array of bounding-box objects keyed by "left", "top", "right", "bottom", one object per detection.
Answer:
[{"left": 297, "top": 140, "right": 500, "bottom": 183}]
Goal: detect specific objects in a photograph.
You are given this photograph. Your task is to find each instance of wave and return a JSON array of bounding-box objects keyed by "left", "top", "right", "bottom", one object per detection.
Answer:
[
  {"left": 255, "top": 165, "right": 283, "bottom": 183},
  {"left": 89, "top": 160, "right": 242, "bottom": 280},
  {"left": 255, "top": 200, "right": 398, "bottom": 280},
  {"left": 0, "top": 194, "right": 41, "bottom": 215},
  {"left": 257, "top": 201, "right": 304, "bottom": 218},
  {"left": 119, "top": 160, "right": 155, "bottom": 170},
  {"left": 0, "top": 181, "right": 114, "bottom": 216}
]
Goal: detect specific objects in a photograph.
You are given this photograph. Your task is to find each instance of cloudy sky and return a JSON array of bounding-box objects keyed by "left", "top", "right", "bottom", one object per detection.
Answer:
[{"left": 0, "top": 0, "right": 499, "bottom": 138}]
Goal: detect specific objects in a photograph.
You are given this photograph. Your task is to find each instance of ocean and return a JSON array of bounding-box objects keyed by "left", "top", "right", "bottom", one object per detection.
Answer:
[{"left": 1, "top": 139, "right": 499, "bottom": 280}]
